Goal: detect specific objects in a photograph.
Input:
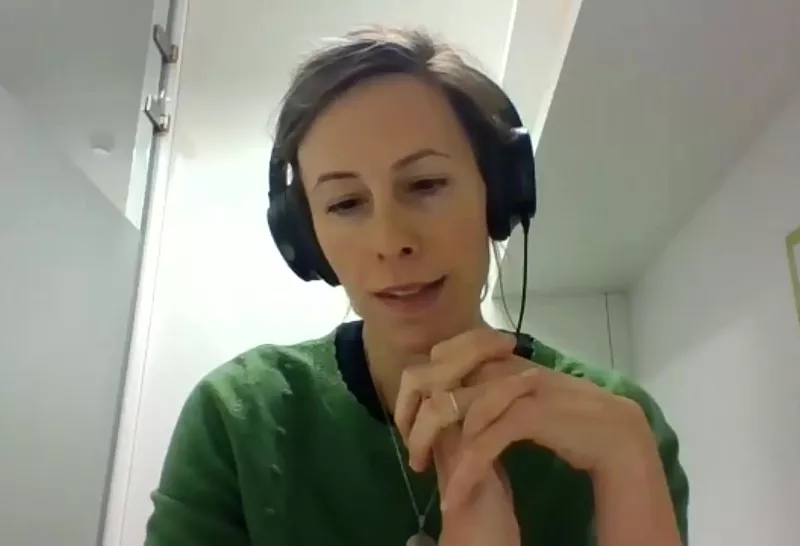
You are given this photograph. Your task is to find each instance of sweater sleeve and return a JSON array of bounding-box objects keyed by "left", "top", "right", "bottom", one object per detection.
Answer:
[
  {"left": 145, "top": 377, "right": 250, "bottom": 546},
  {"left": 614, "top": 378, "right": 690, "bottom": 545}
]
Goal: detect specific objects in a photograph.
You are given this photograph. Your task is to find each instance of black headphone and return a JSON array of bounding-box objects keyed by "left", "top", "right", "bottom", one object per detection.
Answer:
[{"left": 267, "top": 80, "right": 538, "bottom": 287}]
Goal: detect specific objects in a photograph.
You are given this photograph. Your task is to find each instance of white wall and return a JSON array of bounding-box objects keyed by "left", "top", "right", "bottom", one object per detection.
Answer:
[
  {"left": 487, "top": 292, "right": 631, "bottom": 373},
  {"left": 0, "top": 86, "right": 140, "bottom": 546},
  {"left": 631, "top": 87, "right": 800, "bottom": 545}
]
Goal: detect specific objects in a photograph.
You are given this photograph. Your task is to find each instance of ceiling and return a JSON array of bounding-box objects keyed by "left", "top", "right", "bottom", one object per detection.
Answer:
[
  {"left": 4, "top": 0, "right": 798, "bottom": 296},
  {"left": 0, "top": 0, "right": 155, "bottom": 213},
  {"left": 500, "top": 0, "right": 800, "bottom": 296}
]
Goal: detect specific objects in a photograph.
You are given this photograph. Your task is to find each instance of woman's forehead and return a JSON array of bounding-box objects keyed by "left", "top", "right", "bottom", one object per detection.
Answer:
[{"left": 297, "top": 75, "right": 474, "bottom": 173}]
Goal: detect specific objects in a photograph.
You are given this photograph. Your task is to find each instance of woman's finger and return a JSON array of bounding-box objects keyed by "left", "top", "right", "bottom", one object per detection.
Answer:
[
  {"left": 428, "top": 329, "right": 517, "bottom": 386},
  {"left": 444, "top": 403, "right": 533, "bottom": 510},
  {"left": 461, "top": 367, "right": 541, "bottom": 440},
  {"left": 391, "top": 368, "right": 423, "bottom": 440},
  {"left": 394, "top": 330, "right": 515, "bottom": 440},
  {"left": 407, "top": 365, "right": 540, "bottom": 472},
  {"left": 406, "top": 384, "right": 482, "bottom": 472}
]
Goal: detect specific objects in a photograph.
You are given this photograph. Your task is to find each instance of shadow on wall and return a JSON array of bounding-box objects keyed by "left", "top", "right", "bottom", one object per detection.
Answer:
[
  {"left": 633, "top": 89, "right": 800, "bottom": 380},
  {"left": 631, "top": 88, "right": 800, "bottom": 546},
  {"left": 0, "top": 85, "right": 140, "bottom": 546}
]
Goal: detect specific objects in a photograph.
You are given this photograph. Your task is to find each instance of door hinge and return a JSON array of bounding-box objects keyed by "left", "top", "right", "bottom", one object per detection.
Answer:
[
  {"left": 153, "top": 23, "right": 179, "bottom": 64},
  {"left": 143, "top": 92, "right": 171, "bottom": 134}
]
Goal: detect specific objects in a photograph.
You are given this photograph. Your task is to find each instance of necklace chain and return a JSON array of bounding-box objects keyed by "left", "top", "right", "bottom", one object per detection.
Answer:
[{"left": 378, "top": 396, "right": 438, "bottom": 533}]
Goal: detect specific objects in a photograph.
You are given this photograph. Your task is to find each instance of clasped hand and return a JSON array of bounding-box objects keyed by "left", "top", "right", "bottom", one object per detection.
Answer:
[{"left": 392, "top": 328, "right": 656, "bottom": 512}]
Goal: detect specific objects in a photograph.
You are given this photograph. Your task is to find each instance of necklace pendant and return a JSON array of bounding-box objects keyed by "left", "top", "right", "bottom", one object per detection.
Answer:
[{"left": 406, "top": 532, "right": 436, "bottom": 546}]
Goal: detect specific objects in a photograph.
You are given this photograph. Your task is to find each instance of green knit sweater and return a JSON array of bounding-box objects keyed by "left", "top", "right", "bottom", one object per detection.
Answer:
[{"left": 145, "top": 322, "right": 689, "bottom": 545}]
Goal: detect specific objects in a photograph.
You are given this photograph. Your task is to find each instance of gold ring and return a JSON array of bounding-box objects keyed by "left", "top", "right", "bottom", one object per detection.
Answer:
[{"left": 448, "top": 391, "right": 461, "bottom": 420}]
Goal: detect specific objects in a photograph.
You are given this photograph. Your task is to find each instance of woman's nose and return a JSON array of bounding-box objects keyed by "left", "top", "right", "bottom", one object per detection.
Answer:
[{"left": 371, "top": 206, "right": 420, "bottom": 261}]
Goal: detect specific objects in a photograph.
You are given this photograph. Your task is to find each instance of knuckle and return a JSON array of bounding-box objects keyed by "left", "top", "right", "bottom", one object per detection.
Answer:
[
  {"left": 472, "top": 328, "right": 499, "bottom": 351},
  {"left": 459, "top": 444, "right": 482, "bottom": 467},
  {"left": 417, "top": 396, "right": 433, "bottom": 416},
  {"left": 398, "top": 366, "right": 412, "bottom": 387},
  {"left": 490, "top": 329, "right": 516, "bottom": 349},
  {"left": 430, "top": 330, "right": 471, "bottom": 363},
  {"left": 496, "top": 359, "right": 521, "bottom": 376},
  {"left": 521, "top": 367, "right": 540, "bottom": 385},
  {"left": 402, "top": 365, "right": 425, "bottom": 392},
  {"left": 427, "top": 392, "right": 451, "bottom": 418},
  {"left": 429, "top": 342, "right": 448, "bottom": 364},
  {"left": 474, "top": 330, "right": 514, "bottom": 360},
  {"left": 484, "top": 391, "right": 509, "bottom": 417},
  {"left": 619, "top": 396, "right": 646, "bottom": 420}
]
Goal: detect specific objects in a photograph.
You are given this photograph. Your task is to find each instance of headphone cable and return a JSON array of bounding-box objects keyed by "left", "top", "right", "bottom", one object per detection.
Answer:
[{"left": 514, "top": 218, "right": 531, "bottom": 335}]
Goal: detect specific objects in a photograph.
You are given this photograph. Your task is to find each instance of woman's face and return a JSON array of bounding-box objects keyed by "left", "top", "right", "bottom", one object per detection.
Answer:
[{"left": 297, "top": 74, "right": 490, "bottom": 352}]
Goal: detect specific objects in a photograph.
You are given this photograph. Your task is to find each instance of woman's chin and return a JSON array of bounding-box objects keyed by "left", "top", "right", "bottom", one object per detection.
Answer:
[{"left": 380, "top": 315, "right": 474, "bottom": 355}]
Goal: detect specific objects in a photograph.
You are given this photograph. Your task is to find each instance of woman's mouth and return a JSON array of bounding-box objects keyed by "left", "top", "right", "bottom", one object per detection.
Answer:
[{"left": 374, "top": 276, "right": 447, "bottom": 314}]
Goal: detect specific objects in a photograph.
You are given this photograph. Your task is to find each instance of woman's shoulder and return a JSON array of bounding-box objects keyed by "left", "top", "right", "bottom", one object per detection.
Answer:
[
  {"left": 528, "top": 336, "right": 657, "bottom": 411},
  {"left": 209, "top": 331, "right": 337, "bottom": 384},
  {"left": 150, "top": 333, "right": 344, "bottom": 546},
  {"left": 196, "top": 331, "right": 341, "bottom": 417}
]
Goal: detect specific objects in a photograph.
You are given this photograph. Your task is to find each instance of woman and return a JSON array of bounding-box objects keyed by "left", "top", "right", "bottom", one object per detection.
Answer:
[{"left": 146, "top": 26, "right": 689, "bottom": 546}]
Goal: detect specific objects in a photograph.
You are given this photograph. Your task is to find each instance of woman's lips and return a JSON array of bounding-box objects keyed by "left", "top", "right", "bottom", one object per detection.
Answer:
[{"left": 374, "top": 276, "right": 447, "bottom": 315}]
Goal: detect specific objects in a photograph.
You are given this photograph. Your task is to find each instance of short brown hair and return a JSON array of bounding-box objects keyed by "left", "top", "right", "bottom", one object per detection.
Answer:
[{"left": 272, "top": 25, "right": 515, "bottom": 168}]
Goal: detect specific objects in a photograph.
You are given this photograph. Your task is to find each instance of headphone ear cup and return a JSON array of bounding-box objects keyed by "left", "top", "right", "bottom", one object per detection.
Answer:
[
  {"left": 267, "top": 189, "right": 340, "bottom": 285},
  {"left": 508, "top": 128, "right": 538, "bottom": 226},
  {"left": 484, "top": 129, "right": 537, "bottom": 242},
  {"left": 481, "top": 131, "right": 516, "bottom": 241},
  {"left": 267, "top": 192, "right": 314, "bottom": 281},
  {"left": 485, "top": 153, "right": 513, "bottom": 241},
  {"left": 286, "top": 187, "right": 340, "bottom": 285}
]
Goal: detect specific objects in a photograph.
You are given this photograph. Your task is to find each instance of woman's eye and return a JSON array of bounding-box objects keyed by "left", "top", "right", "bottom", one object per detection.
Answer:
[
  {"left": 410, "top": 178, "right": 448, "bottom": 193},
  {"left": 327, "top": 198, "right": 362, "bottom": 214}
]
